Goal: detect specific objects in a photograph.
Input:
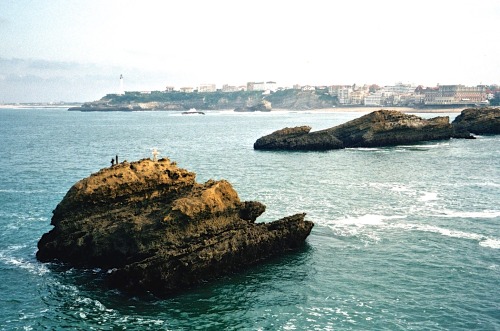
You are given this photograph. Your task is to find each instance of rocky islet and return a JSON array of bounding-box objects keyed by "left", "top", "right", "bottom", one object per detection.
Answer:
[
  {"left": 36, "top": 158, "right": 313, "bottom": 296},
  {"left": 254, "top": 108, "right": 500, "bottom": 151}
]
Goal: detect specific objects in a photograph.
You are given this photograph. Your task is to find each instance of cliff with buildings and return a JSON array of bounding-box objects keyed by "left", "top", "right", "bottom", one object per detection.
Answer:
[{"left": 68, "top": 82, "right": 497, "bottom": 112}]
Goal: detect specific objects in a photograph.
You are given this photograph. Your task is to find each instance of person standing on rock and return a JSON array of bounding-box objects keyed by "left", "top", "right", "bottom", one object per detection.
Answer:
[
  {"left": 115, "top": 155, "right": 118, "bottom": 165},
  {"left": 111, "top": 158, "right": 115, "bottom": 167}
]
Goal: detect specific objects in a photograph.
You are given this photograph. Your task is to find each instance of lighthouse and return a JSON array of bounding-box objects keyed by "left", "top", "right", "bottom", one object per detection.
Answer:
[{"left": 119, "top": 74, "right": 124, "bottom": 95}]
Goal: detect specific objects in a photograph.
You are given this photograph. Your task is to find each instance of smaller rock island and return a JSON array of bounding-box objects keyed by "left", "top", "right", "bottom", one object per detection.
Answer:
[
  {"left": 37, "top": 158, "right": 313, "bottom": 296},
  {"left": 254, "top": 108, "right": 500, "bottom": 151}
]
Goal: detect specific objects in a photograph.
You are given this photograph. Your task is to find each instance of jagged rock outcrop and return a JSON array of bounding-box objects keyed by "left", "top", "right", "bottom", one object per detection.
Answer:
[
  {"left": 452, "top": 107, "right": 500, "bottom": 136},
  {"left": 36, "top": 158, "right": 313, "bottom": 296},
  {"left": 254, "top": 110, "right": 454, "bottom": 151}
]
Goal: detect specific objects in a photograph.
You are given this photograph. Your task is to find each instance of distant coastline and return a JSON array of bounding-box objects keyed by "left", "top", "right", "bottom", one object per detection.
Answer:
[
  {"left": 0, "top": 104, "right": 466, "bottom": 113},
  {"left": 0, "top": 103, "right": 81, "bottom": 109},
  {"left": 300, "top": 106, "right": 471, "bottom": 113},
  {"left": 65, "top": 88, "right": 484, "bottom": 113}
]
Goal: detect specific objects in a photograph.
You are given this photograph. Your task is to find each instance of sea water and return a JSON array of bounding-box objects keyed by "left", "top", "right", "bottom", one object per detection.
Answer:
[{"left": 0, "top": 108, "right": 498, "bottom": 330}]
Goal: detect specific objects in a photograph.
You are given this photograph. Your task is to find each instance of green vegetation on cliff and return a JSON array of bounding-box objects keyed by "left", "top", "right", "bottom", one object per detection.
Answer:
[
  {"left": 74, "top": 89, "right": 339, "bottom": 111},
  {"left": 106, "top": 90, "right": 263, "bottom": 104},
  {"left": 265, "top": 89, "right": 337, "bottom": 109}
]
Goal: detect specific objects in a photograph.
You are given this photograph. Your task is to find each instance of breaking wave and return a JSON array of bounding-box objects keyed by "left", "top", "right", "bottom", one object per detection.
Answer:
[
  {"left": 431, "top": 210, "right": 500, "bottom": 219},
  {"left": 321, "top": 212, "right": 499, "bottom": 249}
]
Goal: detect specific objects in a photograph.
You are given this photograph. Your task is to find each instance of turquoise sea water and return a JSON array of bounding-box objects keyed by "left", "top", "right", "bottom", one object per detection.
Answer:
[{"left": 0, "top": 108, "right": 498, "bottom": 330}]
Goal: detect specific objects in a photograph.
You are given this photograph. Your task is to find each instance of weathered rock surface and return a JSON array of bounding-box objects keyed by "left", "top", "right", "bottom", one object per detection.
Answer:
[
  {"left": 36, "top": 158, "right": 313, "bottom": 296},
  {"left": 452, "top": 107, "right": 500, "bottom": 135},
  {"left": 255, "top": 110, "right": 454, "bottom": 150},
  {"left": 325, "top": 110, "right": 453, "bottom": 148}
]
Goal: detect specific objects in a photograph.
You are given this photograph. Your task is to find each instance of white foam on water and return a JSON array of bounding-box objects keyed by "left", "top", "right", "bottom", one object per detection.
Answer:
[
  {"left": 487, "top": 264, "right": 499, "bottom": 271},
  {"left": 432, "top": 210, "right": 500, "bottom": 219},
  {"left": 0, "top": 254, "right": 49, "bottom": 275},
  {"left": 325, "top": 214, "right": 406, "bottom": 229},
  {"left": 368, "top": 182, "right": 417, "bottom": 196},
  {"left": 75, "top": 296, "right": 113, "bottom": 313},
  {"left": 418, "top": 192, "right": 438, "bottom": 202},
  {"left": 478, "top": 182, "right": 500, "bottom": 188},
  {"left": 397, "top": 142, "right": 450, "bottom": 150},
  {"left": 393, "top": 223, "right": 499, "bottom": 249},
  {"left": 354, "top": 147, "right": 382, "bottom": 151},
  {"left": 0, "top": 245, "right": 49, "bottom": 275},
  {"left": 6, "top": 224, "right": 19, "bottom": 230},
  {"left": 390, "top": 185, "right": 413, "bottom": 193},
  {"left": 412, "top": 224, "right": 484, "bottom": 241},
  {"left": 0, "top": 211, "right": 49, "bottom": 223},
  {"left": 321, "top": 214, "right": 407, "bottom": 241},
  {"left": 479, "top": 238, "right": 500, "bottom": 249}
]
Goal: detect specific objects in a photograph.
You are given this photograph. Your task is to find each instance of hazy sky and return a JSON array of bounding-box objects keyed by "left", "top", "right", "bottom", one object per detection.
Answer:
[{"left": 1, "top": 0, "right": 499, "bottom": 102}]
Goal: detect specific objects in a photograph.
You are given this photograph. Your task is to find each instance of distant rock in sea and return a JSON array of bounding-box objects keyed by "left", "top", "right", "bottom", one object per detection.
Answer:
[
  {"left": 36, "top": 158, "right": 313, "bottom": 296},
  {"left": 254, "top": 110, "right": 454, "bottom": 151}
]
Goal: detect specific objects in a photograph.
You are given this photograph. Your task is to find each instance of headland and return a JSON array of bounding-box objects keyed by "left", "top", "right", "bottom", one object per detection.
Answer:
[{"left": 67, "top": 88, "right": 487, "bottom": 113}]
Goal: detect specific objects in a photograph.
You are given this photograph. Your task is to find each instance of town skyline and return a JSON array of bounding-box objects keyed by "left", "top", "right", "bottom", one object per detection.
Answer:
[
  {"left": 3, "top": 80, "right": 498, "bottom": 108},
  {"left": 117, "top": 80, "right": 498, "bottom": 108}
]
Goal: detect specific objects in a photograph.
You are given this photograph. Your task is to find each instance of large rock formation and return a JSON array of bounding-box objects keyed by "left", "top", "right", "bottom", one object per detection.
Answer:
[
  {"left": 36, "top": 158, "right": 313, "bottom": 296},
  {"left": 452, "top": 107, "right": 500, "bottom": 135},
  {"left": 255, "top": 110, "right": 453, "bottom": 151},
  {"left": 325, "top": 110, "right": 453, "bottom": 147}
]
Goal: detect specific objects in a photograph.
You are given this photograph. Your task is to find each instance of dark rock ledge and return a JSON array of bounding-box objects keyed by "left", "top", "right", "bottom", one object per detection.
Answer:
[
  {"left": 254, "top": 108, "right": 500, "bottom": 151},
  {"left": 36, "top": 158, "right": 313, "bottom": 296}
]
